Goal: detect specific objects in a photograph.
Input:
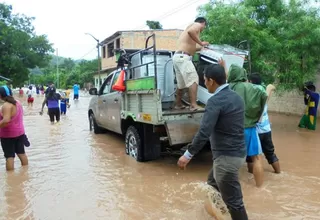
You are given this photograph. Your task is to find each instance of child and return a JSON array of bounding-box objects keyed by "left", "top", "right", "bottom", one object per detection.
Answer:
[
  {"left": 60, "top": 93, "right": 67, "bottom": 115},
  {"left": 248, "top": 73, "right": 281, "bottom": 173},
  {"left": 26, "top": 86, "right": 34, "bottom": 107},
  {"left": 65, "top": 88, "right": 71, "bottom": 108},
  {"left": 298, "top": 82, "right": 319, "bottom": 130}
]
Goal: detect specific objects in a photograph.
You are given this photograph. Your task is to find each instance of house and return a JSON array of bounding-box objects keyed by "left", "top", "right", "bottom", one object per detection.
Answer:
[{"left": 93, "top": 29, "right": 183, "bottom": 88}]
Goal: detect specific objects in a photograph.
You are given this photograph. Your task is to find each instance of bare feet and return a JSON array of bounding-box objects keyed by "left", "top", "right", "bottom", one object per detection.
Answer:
[
  {"left": 173, "top": 105, "right": 186, "bottom": 110},
  {"left": 271, "top": 161, "right": 281, "bottom": 174},
  {"left": 190, "top": 105, "right": 203, "bottom": 111}
]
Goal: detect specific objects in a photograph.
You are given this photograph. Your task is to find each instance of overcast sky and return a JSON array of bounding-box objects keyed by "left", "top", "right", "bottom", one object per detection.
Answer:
[{"left": 3, "top": 0, "right": 209, "bottom": 60}]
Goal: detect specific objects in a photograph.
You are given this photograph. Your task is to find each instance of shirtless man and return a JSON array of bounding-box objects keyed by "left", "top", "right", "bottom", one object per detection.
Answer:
[{"left": 173, "top": 17, "right": 209, "bottom": 111}]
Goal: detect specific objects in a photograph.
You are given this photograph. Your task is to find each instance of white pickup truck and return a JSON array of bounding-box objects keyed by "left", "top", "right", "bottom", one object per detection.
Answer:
[{"left": 88, "top": 34, "right": 250, "bottom": 162}]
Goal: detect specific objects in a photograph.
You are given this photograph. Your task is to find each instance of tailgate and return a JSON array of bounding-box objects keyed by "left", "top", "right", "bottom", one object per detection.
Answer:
[{"left": 162, "top": 109, "right": 204, "bottom": 146}]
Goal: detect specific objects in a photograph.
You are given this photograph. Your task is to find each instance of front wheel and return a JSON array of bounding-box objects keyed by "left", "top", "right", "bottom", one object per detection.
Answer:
[{"left": 89, "top": 113, "right": 103, "bottom": 134}]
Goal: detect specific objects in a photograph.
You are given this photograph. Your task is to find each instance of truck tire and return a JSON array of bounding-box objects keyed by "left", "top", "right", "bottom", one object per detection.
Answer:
[
  {"left": 125, "top": 125, "right": 144, "bottom": 162},
  {"left": 141, "top": 123, "right": 161, "bottom": 161},
  {"left": 89, "top": 113, "right": 103, "bottom": 134},
  {"left": 125, "top": 124, "right": 161, "bottom": 162}
]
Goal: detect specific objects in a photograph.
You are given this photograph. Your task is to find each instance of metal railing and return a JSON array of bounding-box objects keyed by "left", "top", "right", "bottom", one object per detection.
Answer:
[{"left": 126, "top": 34, "right": 158, "bottom": 89}]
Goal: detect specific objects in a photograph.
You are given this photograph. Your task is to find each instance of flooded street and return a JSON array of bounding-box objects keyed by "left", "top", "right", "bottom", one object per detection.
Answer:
[{"left": 0, "top": 94, "right": 319, "bottom": 220}]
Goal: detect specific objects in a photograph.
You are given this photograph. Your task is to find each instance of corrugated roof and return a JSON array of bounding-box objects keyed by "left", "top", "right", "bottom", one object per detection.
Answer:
[{"left": 101, "top": 29, "right": 183, "bottom": 45}]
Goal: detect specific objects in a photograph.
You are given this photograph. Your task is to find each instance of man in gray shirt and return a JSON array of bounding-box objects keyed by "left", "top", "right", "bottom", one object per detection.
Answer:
[{"left": 177, "top": 64, "right": 248, "bottom": 220}]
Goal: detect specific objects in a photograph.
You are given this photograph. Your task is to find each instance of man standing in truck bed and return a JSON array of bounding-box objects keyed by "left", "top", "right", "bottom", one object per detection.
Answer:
[{"left": 173, "top": 17, "right": 209, "bottom": 111}]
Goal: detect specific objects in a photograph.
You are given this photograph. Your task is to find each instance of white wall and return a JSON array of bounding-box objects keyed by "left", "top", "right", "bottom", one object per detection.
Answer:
[{"left": 93, "top": 73, "right": 109, "bottom": 89}]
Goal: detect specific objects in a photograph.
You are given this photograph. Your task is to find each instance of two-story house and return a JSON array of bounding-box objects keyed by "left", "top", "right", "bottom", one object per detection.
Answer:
[{"left": 94, "top": 29, "right": 183, "bottom": 88}]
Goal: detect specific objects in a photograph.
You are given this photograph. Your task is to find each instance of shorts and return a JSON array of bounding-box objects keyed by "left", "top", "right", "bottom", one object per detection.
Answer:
[
  {"left": 73, "top": 94, "right": 79, "bottom": 100},
  {"left": 172, "top": 53, "right": 199, "bottom": 89},
  {"left": 1, "top": 135, "right": 25, "bottom": 158},
  {"left": 246, "top": 131, "right": 279, "bottom": 164},
  {"left": 244, "top": 127, "right": 262, "bottom": 156},
  {"left": 27, "top": 97, "right": 34, "bottom": 103}
]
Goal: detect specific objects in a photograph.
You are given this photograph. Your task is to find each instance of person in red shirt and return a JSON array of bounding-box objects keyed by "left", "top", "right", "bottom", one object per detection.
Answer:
[{"left": 19, "top": 87, "right": 24, "bottom": 98}]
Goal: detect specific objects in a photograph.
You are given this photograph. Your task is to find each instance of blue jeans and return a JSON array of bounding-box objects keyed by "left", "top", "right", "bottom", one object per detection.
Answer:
[{"left": 207, "top": 155, "right": 248, "bottom": 220}]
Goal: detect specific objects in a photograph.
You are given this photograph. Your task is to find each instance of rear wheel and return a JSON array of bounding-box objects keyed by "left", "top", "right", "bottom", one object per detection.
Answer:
[
  {"left": 125, "top": 125, "right": 143, "bottom": 161},
  {"left": 125, "top": 124, "right": 161, "bottom": 162},
  {"left": 89, "top": 113, "right": 103, "bottom": 134}
]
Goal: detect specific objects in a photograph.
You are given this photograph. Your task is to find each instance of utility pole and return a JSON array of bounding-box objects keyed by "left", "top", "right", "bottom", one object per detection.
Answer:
[
  {"left": 97, "top": 40, "right": 101, "bottom": 89},
  {"left": 85, "top": 33, "right": 101, "bottom": 89},
  {"left": 56, "top": 48, "right": 59, "bottom": 89}
]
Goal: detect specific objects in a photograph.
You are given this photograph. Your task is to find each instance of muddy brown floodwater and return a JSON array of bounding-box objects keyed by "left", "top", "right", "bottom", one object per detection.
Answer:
[{"left": 0, "top": 93, "right": 319, "bottom": 220}]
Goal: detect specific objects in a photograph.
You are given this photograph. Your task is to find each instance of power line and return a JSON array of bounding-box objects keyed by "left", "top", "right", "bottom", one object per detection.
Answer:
[
  {"left": 156, "top": 0, "right": 204, "bottom": 21},
  {"left": 76, "top": 47, "right": 96, "bottom": 60},
  {"left": 135, "top": 0, "right": 204, "bottom": 29}
]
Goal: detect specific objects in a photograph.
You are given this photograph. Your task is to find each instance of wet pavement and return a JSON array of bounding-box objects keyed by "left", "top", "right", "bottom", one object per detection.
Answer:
[{"left": 0, "top": 93, "right": 319, "bottom": 220}]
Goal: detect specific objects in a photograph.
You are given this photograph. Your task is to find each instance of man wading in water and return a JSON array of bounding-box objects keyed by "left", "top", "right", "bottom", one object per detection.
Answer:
[
  {"left": 226, "top": 63, "right": 267, "bottom": 187},
  {"left": 177, "top": 64, "right": 248, "bottom": 220},
  {"left": 248, "top": 73, "right": 281, "bottom": 174},
  {"left": 172, "top": 17, "right": 209, "bottom": 111}
]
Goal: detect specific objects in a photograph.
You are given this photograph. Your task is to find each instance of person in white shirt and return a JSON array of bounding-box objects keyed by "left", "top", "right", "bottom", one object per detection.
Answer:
[{"left": 26, "top": 85, "right": 34, "bottom": 107}]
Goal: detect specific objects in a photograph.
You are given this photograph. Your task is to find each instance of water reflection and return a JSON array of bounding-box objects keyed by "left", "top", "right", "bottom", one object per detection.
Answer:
[{"left": 3, "top": 167, "right": 34, "bottom": 220}]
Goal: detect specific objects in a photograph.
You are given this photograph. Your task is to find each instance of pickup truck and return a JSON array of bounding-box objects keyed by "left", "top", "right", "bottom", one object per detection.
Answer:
[{"left": 88, "top": 34, "right": 249, "bottom": 162}]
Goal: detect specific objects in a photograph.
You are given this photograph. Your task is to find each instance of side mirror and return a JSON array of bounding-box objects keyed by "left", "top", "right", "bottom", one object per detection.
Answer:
[{"left": 89, "top": 88, "right": 98, "bottom": 95}]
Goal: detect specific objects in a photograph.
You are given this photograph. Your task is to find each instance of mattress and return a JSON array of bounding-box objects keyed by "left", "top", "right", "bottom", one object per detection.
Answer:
[{"left": 188, "top": 44, "right": 249, "bottom": 105}]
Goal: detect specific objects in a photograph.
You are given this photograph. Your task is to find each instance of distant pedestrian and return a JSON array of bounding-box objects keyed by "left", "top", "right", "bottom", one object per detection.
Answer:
[
  {"left": 26, "top": 85, "right": 34, "bottom": 107},
  {"left": 0, "top": 85, "right": 29, "bottom": 171},
  {"left": 40, "top": 87, "right": 61, "bottom": 124},
  {"left": 298, "top": 82, "right": 319, "bottom": 130},
  {"left": 36, "top": 85, "right": 40, "bottom": 95},
  {"left": 73, "top": 83, "right": 80, "bottom": 100},
  {"left": 40, "top": 85, "right": 45, "bottom": 95},
  {"left": 65, "top": 88, "right": 71, "bottom": 108},
  {"left": 19, "top": 87, "right": 24, "bottom": 98},
  {"left": 60, "top": 92, "right": 68, "bottom": 115}
]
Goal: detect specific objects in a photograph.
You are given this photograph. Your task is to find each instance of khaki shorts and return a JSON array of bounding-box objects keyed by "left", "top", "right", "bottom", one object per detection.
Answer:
[{"left": 173, "top": 54, "right": 199, "bottom": 89}]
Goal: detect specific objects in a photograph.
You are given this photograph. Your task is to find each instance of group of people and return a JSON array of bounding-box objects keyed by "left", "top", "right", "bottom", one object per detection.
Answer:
[
  {"left": 19, "top": 84, "right": 49, "bottom": 107},
  {"left": 16, "top": 83, "right": 82, "bottom": 124},
  {"left": 39, "top": 83, "right": 81, "bottom": 124},
  {"left": 174, "top": 17, "right": 318, "bottom": 220},
  {"left": 0, "top": 82, "right": 82, "bottom": 170}
]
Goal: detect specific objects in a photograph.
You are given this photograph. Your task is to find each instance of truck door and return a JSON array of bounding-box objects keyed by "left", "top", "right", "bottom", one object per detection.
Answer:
[
  {"left": 96, "top": 73, "right": 114, "bottom": 128},
  {"left": 105, "top": 71, "right": 122, "bottom": 134}
]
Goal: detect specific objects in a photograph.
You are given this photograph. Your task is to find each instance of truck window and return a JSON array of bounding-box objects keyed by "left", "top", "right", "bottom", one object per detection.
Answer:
[
  {"left": 100, "top": 74, "right": 113, "bottom": 95},
  {"left": 110, "top": 71, "right": 121, "bottom": 93}
]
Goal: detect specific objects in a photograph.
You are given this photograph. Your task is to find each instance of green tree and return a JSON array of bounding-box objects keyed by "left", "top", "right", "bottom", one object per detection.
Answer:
[
  {"left": 199, "top": 0, "right": 320, "bottom": 90},
  {"left": 146, "top": 20, "right": 163, "bottom": 29},
  {"left": 0, "top": 3, "right": 53, "bottom": 86},
  {"left": 30, "top": 57, "right": 98, "bottom": 89}
]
